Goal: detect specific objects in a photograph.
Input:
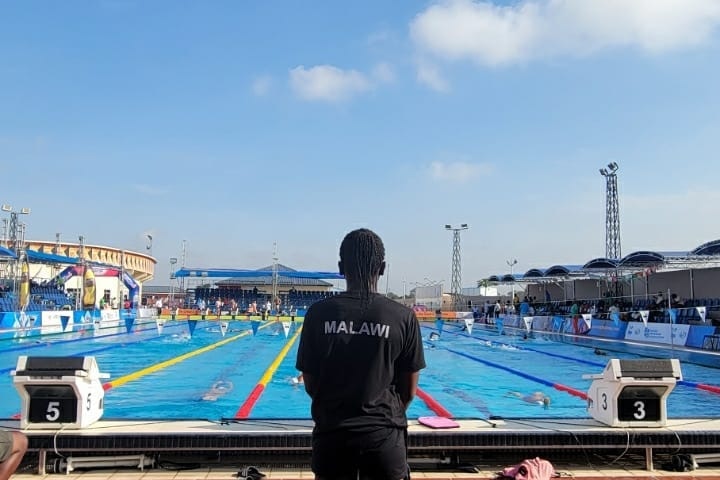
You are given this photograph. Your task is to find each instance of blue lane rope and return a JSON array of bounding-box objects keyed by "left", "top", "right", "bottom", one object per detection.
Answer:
[
  {"left": 425, "top": 322, "right": 713, "bottom": 392},
  {"left": 0, "top": 324, "right": 182, "bottom": 375}
]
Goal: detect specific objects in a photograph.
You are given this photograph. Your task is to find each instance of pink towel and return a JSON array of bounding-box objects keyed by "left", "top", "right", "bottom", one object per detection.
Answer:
[{"left": 501, "top": 457, "right": 555, "bottom": 480}]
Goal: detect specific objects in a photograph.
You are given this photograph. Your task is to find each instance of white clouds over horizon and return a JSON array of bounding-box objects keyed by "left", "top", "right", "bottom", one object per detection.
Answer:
[
  {"left": 416, "top": 59, "right": 449, "bottom": 92},
  {"left": 289, "top": 63, "right": 395, "bottom": 102},
  {"left": 410, "top": 0, "right": 720, "bottom": 68}
]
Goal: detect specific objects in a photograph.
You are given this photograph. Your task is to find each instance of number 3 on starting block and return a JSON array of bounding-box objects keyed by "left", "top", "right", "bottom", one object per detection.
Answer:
[{"left": 585, "top": 359, "right": 681, "bottom": 427}]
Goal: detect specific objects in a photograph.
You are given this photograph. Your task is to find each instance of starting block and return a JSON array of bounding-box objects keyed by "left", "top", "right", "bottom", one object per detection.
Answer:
[
  {"left": 584, "top": 358, "right": 682, "bottom": 427},
  {"left": 12, "top": 356, "right": 109, "bottom": 429}
]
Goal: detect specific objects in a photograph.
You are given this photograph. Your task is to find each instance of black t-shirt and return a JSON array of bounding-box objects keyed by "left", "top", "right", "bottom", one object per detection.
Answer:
[{"left": 296, "top": 292, "right": 426, "bottom": 433}]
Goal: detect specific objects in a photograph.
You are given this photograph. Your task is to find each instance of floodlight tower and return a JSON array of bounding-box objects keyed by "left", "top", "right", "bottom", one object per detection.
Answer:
[
  {"left": 445, "top": 224, "right": 468, "bottom": 311},
  {"left": 507, "top": 258, "right": 518, "bottom": 300},
  {"left": 1, "top": 204, "right": 31, "bottom": 254},
  {"left": 1, "top": 205, "right": 31, "bottom": 305},
  {"left": 271, "top": 242, "right": 279, "bottom": 311},
  {"left": 169, "top": 257, "right": 178, "bottom": 308},
  {"left": 180, "top": 240, "right": 187, "bottom": 292},
  {"left": 599, "top": 162, "right": 621, "bottom": 259}
]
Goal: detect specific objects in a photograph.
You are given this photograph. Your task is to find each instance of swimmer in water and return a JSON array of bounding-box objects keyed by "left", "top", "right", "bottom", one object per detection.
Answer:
[
  {"left": 291, "top": 373, "right": 304, "bottom": 385},
  {"left": 507, "top": 391, "right": 551, "bottom": 409},
  {"left": 202, "top": 380, "right": 234, "bottom": 401},
  {"left": 594, "top": 348, "right": 607, "bottom": 356}
]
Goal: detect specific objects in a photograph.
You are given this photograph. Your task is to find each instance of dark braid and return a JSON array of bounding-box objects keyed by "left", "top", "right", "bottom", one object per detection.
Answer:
[{"left": 339, "top": 228, "right": 385, "bottom": 295}]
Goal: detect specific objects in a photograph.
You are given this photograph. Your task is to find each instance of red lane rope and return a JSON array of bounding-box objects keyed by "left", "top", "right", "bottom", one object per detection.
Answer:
[
  {"left": 416, "top": 387, "right": 453, "bottom": 418},
  {"left": 698, "top": 383, "right": 720, "bottom": 395},
  {"left": 235, "top": 384, "right": 265, "bottom": 419},
  {"left": 553, "top": 383, "right": 588, "bottom": 400}
]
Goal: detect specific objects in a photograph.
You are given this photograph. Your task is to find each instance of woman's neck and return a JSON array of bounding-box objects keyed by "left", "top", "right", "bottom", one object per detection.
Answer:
[{"left": 345, "top": 279, "right": 379, "bottom": 294}]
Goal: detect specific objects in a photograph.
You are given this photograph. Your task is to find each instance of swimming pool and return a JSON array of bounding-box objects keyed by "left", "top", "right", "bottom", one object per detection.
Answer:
[{"left": 1, "top": 319, "right": 719, "bottom": 420}]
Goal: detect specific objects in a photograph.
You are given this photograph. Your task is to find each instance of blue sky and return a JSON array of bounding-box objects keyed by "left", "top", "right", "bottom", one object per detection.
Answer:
[{"left": 2, "top": 0, "right": 720, "bottom": 293}]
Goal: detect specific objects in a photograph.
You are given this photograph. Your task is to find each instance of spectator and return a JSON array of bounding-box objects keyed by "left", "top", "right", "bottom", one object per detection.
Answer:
[
  {"left": 671, "top": 293, "right": 685, "bottom": 308},
  {"left": 0, "top": 429, "right": 27, "bottom": 480},
  {"left": 296, "top": 228, "right": 425, "bottom": 480}
]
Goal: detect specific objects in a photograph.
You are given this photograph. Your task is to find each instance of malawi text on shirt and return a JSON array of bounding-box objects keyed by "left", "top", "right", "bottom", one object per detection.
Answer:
[{"left": 324, "top": 320, "right": 390, "bottom": 338}]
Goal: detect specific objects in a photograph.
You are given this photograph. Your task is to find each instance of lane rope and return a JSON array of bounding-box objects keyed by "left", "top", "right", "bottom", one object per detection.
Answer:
[
  {"left": 234, "top": 326, "right": 302, "bottom": 419},
  {"left": 435, "top": 324, "right": 720, "bottom": 396},
  {"left": 0, "top": 325, "right": 179, "bottom": 375},
  {"left": 423, "top": 338, "right": 588, "bottom": 400},
  {"left": 105, "top": 323, "right": 270, "bottom": 391}
]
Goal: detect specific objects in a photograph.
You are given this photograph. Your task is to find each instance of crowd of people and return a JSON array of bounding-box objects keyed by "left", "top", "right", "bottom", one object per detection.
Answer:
[{"left": 468, "top": 290, "right": 692, "bottom": 326}]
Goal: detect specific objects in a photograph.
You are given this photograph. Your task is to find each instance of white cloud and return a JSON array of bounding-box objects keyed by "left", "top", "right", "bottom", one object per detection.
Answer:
[
  {"left": 372, "top": 62, "right": 396, "bottom": 84},
  {"left": 410, "top": 0, "right": 720, "bottom": 67},
  {"left": 252, "top": 75, "right": 272, "bottom": 96},
  {"left": 429, "top": 160, "right": 493, "bottom": 182},
  {"left": 289, "top": 65, "right": 371, "bottom": 102},
  {"left": 416, "top": 60, "right": 449, "bottom": 92},
  {"left": 289, "top": 63, "right": 396, "bottom": 102}
]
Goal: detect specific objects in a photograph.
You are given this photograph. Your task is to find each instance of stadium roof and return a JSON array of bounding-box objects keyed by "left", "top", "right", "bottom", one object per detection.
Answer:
[
  {"left": 522, "top": 268, "right": 546, "bottom": 278},
  {"left": 582, "top": 258, "right": 619, "bottom": 270},
  {"left": 0, "top": 246, "right": 16, "bottom": 258},
  {"left": 544, "top": 265, "right": 584, "bottom": 276},
  {"left": 26, "top": 249, "right": 81, "bottom": 265},
  {"left": 616, "top": 251, "right": 666, "bottom": 267},
  {"left": 174, "top": 265, "right": 343, "bottom": 280},
  {"left": 692, "top": 239, "right": 720, "bottom": 256},
  {"left": 483, "top": 238, "right": 720, "bottom": 284}
]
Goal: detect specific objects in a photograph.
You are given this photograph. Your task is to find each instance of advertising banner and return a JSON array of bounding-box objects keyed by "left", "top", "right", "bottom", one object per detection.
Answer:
[
  {"left": 624, "top": 322, "right": 690, "bottom": 346},
  {"left": 587, "top": 318, "right": 627, "bottom": 339}
]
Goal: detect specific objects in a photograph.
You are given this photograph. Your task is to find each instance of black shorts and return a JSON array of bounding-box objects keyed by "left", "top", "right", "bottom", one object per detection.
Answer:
[{"left": 312, "top": 427, "right": 408, "bottom": 480}]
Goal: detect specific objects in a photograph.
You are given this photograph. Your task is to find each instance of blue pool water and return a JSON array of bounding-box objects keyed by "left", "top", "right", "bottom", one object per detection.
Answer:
[{"left": 1, "top": 319, "right": 719, "bottom": 420}]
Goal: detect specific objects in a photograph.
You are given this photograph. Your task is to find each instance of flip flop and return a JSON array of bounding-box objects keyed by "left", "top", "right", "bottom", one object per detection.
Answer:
[{"left": 236, "top": 466, "right": 266, "bottom": 480}]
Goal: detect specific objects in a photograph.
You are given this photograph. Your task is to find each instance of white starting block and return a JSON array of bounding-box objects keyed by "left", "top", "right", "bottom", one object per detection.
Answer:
[
  {"left": 12, "top": 356, "right": 109, "bottom": 429},
  {"left": 584, "top": 358, "right": 682, "bottom": 427}
]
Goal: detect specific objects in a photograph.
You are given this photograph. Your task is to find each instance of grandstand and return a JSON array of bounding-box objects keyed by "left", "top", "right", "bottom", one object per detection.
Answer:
[
  {"left": 176, "top": 264, "right": 343, "bottom": 313},
  {"left": 482, "top": 239, "right": 720, "bottom": 327},
  {"left": 0, "top": 239, "right": 154, "bottom": 312}
]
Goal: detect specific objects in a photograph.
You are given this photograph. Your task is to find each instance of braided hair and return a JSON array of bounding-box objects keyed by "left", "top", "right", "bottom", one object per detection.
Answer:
[{"left": 339, "top": 228, "right": 385, "bottom": 294}]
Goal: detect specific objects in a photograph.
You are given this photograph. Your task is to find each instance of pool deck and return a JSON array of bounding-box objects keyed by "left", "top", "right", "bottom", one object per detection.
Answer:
[
  {"left": 10, "top": 466, "right": 720, "bottom": 479},
  {"left": 5, "top": 417, "right": 720, "bottom": 479}
]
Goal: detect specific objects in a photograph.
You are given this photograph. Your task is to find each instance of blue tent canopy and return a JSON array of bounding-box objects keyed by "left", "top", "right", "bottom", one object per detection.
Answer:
[
  {"left": 501, "top": 273, "right": 523, "bottom": 282},
  {"left": 523, "top": 268, "right": 546, "bottom": 278},
  {"left": 692, "top": 239, "right": 720, "bottom": 256},
  {"left": 618, "top": 251, "right": 665, "bottom": 267},
  {"left": 26, "top": 250, "right": 81, "bottom": 265},
  {"left": 174, "top": 267, "right": 344, "bottom": 280},
  {"left": 544, "top": 264, "right": 584, "bottom": 276},
  {"left": 0, "top": 246, "right": 16, "bottom": 258},
  {"left": 582, "top": 258, "right": 619, "bottom": 270}
]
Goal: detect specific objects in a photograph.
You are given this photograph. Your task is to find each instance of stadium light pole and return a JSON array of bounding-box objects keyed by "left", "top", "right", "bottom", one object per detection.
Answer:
[
  {"left": 77, "top": 235, "right": 85, "bottom": 310},
  {"left": 1, "top": 204, "right": 31, "bottom": 254},
  {"left": 599, "top": 162, "right": 621, "bottom": 259},
  {"left": 445, "top": 224, "right": 468, "bottom": 311},
  {"left": 145, "top": 234, "right": 153, "bottom": 256},
  {"left": 169, "top": 257, "right": 178, "bottom": 309},
  {"left": 1, "top": 204, "right": 31, "bottom": 307},
  {"left": 507, "top": 258, "right": 518, "bottom": 300}
]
